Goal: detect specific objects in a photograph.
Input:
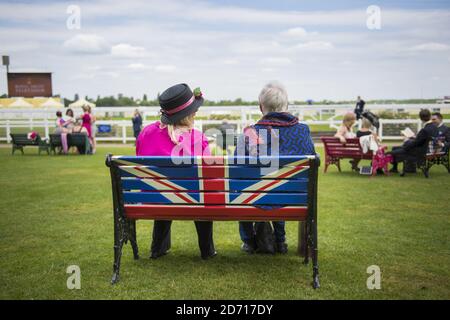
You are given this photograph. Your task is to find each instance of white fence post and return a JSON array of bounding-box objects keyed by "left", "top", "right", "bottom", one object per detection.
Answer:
[
  {"left": 44, "top": 118, "right": 49, "bottom": 140},
  {"left": 379, "top": 121, "right": 383, "bottom": 142},
  {"left": 122, "top": 122, "right": 127, "bottom": 144},
  {"left": 6, "top": 120, "right": 11, "bottom": 143}
]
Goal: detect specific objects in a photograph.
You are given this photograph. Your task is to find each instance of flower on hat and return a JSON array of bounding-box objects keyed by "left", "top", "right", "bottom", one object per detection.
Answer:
[{"left": 194, "top": 87, "right": 203, "bottom": 99}]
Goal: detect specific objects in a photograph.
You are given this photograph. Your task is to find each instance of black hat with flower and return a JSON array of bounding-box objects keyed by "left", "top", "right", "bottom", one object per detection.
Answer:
[{"left": 159, "top": 83, "right": 203, "bottom": 125}]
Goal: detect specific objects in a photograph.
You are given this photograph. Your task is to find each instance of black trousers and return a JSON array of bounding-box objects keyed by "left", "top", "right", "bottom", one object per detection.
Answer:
[
  {"left": 151, "top": 220, "right": 215, "bottom": 258},
  {"left": 391, "top": 146, "right": 418, "bottom": 170}
]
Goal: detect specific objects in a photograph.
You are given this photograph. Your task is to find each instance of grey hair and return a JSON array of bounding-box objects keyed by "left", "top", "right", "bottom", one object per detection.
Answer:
[{"left": 258, "top": 81, "right": 289, "bottom": 114}]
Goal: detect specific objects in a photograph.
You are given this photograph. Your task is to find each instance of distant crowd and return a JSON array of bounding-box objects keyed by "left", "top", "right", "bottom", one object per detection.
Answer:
[
  {"left": 334, "top": 101, "right": 449, "bottom": 174},
  {"left": 54, "top": 105, "right": 96, "bottom": 154}
]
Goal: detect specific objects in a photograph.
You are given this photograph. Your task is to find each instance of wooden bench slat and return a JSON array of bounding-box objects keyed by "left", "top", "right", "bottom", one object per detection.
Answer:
[
  {"left": 123, "top": 191, "right": 308, "bottom": 206},
  {"left": 121, "top": 178, "right": 308, "bottom": 192},
  {"left": 113, "top": 155, "right": 314, "bottom": 167},
  {"left": 124, "top": 205, "right": 308, "bottom": 221},
  {"left": 118, "top": 165, "right": 309, "bottom": 180}
]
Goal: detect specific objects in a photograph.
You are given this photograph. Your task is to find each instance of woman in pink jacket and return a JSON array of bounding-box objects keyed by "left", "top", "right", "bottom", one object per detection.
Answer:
[{"left": 136, "top": 83, "right": 216, "bottom": 260}]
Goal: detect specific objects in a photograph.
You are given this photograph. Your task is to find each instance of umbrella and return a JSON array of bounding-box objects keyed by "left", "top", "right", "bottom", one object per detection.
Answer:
[
  {"left": 68, "top": 98, "right": 96, "bottom": 108},
  {"left": 8, "top": 97, "right": 34, "bottom": 108},
  {"left": 40, "top": 98, "right": 64, "bottom": 108}
]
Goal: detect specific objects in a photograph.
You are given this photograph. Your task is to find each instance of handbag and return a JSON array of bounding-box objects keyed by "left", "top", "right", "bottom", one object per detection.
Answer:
[{"left": 255, "top": 222, "right": 276, "bottom": 254}]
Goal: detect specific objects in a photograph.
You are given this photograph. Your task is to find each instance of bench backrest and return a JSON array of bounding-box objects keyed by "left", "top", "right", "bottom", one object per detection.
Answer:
[
  {"left": 68, "top": 133, "right": 89, "bottom": 147},
  {"left": 10, "top": 133, "right": 41, "bottom": 146},
  {"left": 50, "top": 133, "right": 88, "bottom": 145},
  {"left": 321, "top": 137, "right": 372, "bottom": 158},
  {"left": 49, "top": 134, "right": 62, "bottom": 145},
  {"left": 106, "top": 155, "right": 319, "bottom": 221}
]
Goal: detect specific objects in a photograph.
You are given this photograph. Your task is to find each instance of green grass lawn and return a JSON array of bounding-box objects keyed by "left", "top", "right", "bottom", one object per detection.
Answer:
[{"left": 0, "top": 145, "right": 449, "bottom": 300}]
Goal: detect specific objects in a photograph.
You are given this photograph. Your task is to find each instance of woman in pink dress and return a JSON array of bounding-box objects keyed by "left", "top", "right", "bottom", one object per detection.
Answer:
[
  {"left": 79, "top": 105, "right": 94, "bottom": 153},
  {"left": 136, "top": 83, "right": 216, "bottom": 260},
  {"left": 81, "top": 105, "right": 92, "bottom": 137}
]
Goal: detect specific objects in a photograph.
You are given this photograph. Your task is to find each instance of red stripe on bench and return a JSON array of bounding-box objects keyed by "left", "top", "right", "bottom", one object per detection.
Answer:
[
  {"left": 134, "top": 166, "right": 195, "bottom": 203},
  {"left": 201, "top": 165, "right": 226, "bottom": 204},
  {"left": 241, "top": 165, "right": 302, "bottom": 204},
  {"left": 124, "top": 205, "right": 308, "bottom": 221}
]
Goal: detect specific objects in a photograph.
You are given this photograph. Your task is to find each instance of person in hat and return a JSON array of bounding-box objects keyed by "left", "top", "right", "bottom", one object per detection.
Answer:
[{"left": 136, "top": 83, "right": 216, "bottom": 260}]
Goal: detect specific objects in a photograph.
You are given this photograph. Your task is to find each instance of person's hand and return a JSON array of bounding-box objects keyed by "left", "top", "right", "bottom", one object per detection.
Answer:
[{"left": 339, "top": 136, "right": 346, "bottom": 144}]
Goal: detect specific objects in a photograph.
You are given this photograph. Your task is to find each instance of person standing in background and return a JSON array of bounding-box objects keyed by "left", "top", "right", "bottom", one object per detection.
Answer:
[
  {"left": 354, "top": 96, "right": 365, "bottom": 120},
  {"left": 88, "top": 105, "right": 96, "bottom": 154},
  {"left": 80, "top": 105, "right": 93, "bottom": 153},
  {"left": 132, "top": 109, "right": 143, "bottom": 145}
]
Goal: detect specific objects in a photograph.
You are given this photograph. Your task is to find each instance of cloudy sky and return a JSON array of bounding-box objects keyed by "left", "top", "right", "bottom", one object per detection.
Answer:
[{"left": 1, "top": 0, "right": 450, "bottom": 101}]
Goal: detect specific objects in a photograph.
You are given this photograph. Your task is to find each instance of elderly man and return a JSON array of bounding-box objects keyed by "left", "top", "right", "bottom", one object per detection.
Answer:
[{"left": 237, "top": 81, "right": 316, "bottom": 254}]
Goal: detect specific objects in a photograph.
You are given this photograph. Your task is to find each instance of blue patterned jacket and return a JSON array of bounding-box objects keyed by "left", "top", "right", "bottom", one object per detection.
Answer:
[
  {"left": 238, "top": 112, "right": 315, "bottom": 156},
  {"left": 235, "top": 112, "right": 315, "bottom": 210}
]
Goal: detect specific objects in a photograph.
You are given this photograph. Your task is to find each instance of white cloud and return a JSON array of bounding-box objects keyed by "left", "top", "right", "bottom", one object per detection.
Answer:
[
  {"left": 154, "top": 65, "right": 177, "bottom": 73},
  {"left": 281, "top": 27, "right": 309, "bottom": 38},
  {"left": 102, "top": 71, "right": 120, "bottom": 78},
  {"left": 111, "top": 43, "right": 149, "bottom": 58},
  {"left": 222, "top": 59, "right": 239, "bottom": 65},
  {"left": 410, "top": 42, "right": 450, "bottom": 52},
  {"left": 260, "top": 57, "right": 292, "bottom": 67},
  {"left": 63, "top": 34, "right": 110, "bottom": 54},
  {"left": 127, "top": 63, "right": 151, "bottom": 70},
  {"left": 261, "top": 67, "right": 276, "bottom": 73},
  {"left": 295, "top": 41, "right": 334, "bottom": 51}
]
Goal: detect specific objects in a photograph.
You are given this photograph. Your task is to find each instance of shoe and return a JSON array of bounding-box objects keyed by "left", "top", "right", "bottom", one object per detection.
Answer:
[
  {"left": 241, "top": 242, "right": 256, "bottom": 254},
  {"left": 389, "top": 168, "right": 399, "bottom": 173},
  {"left": 275, "top": 242, "right": 288, "bottom": 254},
  {"left": 150, "top": 251, "right": 168, "bottom": 259},
  {"left": 201, "top": 251, "right": 217, "bottom": 260}
]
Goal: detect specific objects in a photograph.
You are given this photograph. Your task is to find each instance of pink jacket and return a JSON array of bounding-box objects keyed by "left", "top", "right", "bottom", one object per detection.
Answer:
[{"left": 136, "top": 121, "right": 211, "bottom": 156}]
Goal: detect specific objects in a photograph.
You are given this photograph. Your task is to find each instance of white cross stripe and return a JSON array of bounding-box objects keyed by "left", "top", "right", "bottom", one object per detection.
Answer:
[
  {"left": 230, "top": 161, "right": 309, "bottom": 205},
  {"left": 117, "top": 159, "right": 198, "bottom": 204}
]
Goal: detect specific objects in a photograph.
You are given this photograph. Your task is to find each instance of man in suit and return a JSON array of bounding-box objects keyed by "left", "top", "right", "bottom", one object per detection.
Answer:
[
  {"left": 389, "top": 109, "right": 439, "bottom": 175},
  {"left": 431, "top": 112, "right": 450, "bottom": 151}
]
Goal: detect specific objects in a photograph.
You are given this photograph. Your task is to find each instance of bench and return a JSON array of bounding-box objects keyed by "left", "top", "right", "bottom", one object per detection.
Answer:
[
  {"left": 321, "top": 137, "right": 373, "bottom": 173},
  {"left": 10, "top": 133, "right": 49, "bottom": 155},
  {"left": 417, "top": 144, "right": 450, "bottom": 178},
  {"left": 106, "top": 154, "right": 320, "bottom": 288},
  {"left": 49, "top": 133, "right": 91, "bottom": 155}
]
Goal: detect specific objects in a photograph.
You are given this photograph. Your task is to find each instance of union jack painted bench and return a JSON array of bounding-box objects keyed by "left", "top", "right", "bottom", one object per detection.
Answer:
[{"left": 106, "top": 154, "right": 320, "bottom": 288}]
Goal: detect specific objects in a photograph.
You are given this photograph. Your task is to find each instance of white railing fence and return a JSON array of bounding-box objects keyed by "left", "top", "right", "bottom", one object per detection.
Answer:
[
  {"left": 1, "top": 118, "right": 449, "bottom": 144},
  {"left": 0, "top": 103, "right": 449, "bottom": 121}
]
